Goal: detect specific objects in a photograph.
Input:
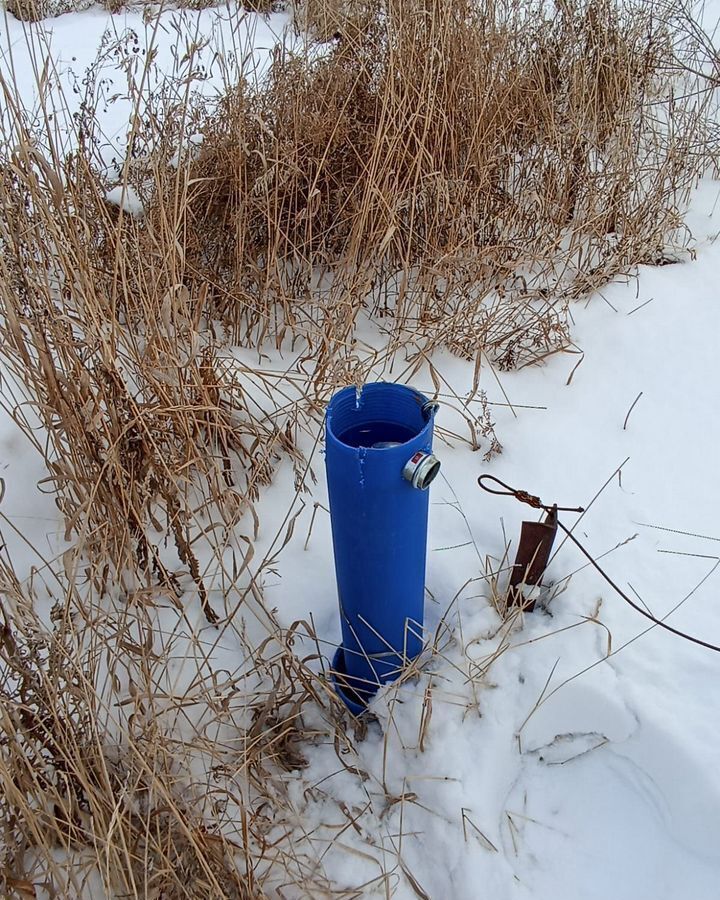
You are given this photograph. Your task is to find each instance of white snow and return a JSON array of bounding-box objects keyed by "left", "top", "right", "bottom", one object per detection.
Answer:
[
  {"left": 2, "top": 3, "right": 720, "bottom": 898},
  {"left": 105, "top": 182, "right": 143, "bottom": 213},
  {"left": 0, "top": 3, "right": 293, "bottom": 166},
  {"left": 256, "top": 178, "right": 720, "bottom": 899}
]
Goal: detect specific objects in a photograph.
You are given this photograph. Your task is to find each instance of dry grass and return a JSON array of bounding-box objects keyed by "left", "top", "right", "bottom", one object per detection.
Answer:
[
  {"left": 5, "top": 0, "right": 44, "bottom": 20},
  {"left": 2, "top": 0, "right": 288, "bottom": 21},
  {"left": 176, "top": 0, "right": 715, "bottom": 372},
  {"left": 0, "top": 540, "right": 340, "bottom": 897},
  {"left": 0, "top": 20, "right": 327, "bottom": 894},
  {"left": 0, "top": 0, "right": 718, "bottom": 895},
  {"left": 1, "top": 0, "right": 272, "bottom": 20}
]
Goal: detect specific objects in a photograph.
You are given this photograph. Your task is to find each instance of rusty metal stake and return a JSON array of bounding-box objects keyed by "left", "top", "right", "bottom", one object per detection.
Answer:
[{"left": 508, "top": 504, "right": 558, "bottom": 611}]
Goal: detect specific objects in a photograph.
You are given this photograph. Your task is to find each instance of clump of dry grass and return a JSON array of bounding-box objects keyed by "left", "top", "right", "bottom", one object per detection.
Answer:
[
  {"left": 0, "top": 29, "right": 340, "bottom": 890},
  {"left": 0, "top": 117, "right": 313, "bottom": 618},
  {"left": 173, "top": 0, "right": 715, "bottom": 373},
  {"left": 4, "top": 0, "right": 97, "bottom": 19},
  {"left": 3, "top": 0, "right": 288, "bottom": 21},
  {"left": 0, "top": 539, "right": 336, "bottom": 897},
  {"left": 5, "top": 0, "right": 45, "bottom": 20},
  {"left": 293, "top": 0, "right": 374, "bottom": 39}
]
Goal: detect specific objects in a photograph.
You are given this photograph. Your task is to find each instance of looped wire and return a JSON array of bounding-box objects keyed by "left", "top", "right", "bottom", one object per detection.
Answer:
[
  {"left": 476, "top": 472, "right": 720, "bottom": 655},
  {"left": 477, "top": 474, "right": 583, "bottom": 514}
]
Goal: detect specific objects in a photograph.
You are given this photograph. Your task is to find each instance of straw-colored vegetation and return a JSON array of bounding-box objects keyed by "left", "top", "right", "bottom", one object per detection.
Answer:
[
  {"left": 2, "top": 0, "right": 266, "bottom": 20},
  {"left": 186, "top": 0, "right": 710, "bottom": 371},
  {"left": 0, "top": 0, "right": 717, "bottom": 895}
]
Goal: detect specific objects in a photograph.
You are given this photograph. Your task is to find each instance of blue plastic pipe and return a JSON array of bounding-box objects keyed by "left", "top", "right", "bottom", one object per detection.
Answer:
[{"left": 325, "top": 383, "right": 438, "bottom": 714}]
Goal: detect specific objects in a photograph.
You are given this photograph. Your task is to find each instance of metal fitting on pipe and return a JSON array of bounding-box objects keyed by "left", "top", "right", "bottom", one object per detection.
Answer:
[{"left": 403, "top": 451, "right": 441, "bottom": 491}]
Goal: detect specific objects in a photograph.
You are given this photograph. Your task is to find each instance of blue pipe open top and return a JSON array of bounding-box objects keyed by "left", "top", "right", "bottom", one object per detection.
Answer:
[{"left": 325, "top": 382, "right": 438, "bottom": 713}]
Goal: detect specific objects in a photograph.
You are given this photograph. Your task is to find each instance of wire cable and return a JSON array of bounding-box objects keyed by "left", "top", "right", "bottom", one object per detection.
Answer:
[{"left": 478, "top": 474, "right": 720, "bottom": 654}]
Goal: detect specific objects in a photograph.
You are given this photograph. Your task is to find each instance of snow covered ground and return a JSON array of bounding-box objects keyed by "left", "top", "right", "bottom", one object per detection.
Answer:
[
  {"left": 259, "top": 182, "right": 720, "bottom": 898},
  {"left": 2, "top": 4, "right": 720, "bottom": 898},
  {"left": 0, "top": 2, "right": 292, "bottom": 169}
]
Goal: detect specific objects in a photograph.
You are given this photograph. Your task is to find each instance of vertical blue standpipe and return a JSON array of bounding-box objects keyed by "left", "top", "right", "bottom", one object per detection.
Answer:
[{"left": 325, "top": 383, "right": 439, "bottom": 714}]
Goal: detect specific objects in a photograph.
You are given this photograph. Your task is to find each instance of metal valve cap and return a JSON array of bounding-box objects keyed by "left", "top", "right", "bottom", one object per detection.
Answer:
[{"left": 403, "top": 451, "right": 441, "bottom": 490}]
